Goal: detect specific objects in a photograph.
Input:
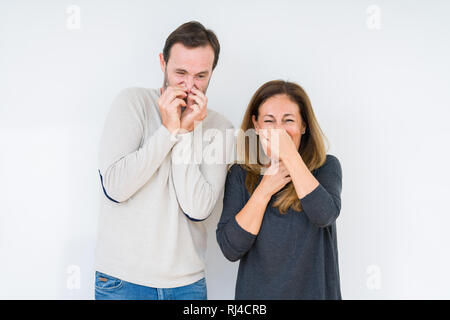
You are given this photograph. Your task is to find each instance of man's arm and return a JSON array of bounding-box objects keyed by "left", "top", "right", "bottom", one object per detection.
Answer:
[
  {"left": 171, "top": 124, "right": 234, "bottom": 221},
  {"left": 98, "top": 88, "right": 178, "bottom": 203}
]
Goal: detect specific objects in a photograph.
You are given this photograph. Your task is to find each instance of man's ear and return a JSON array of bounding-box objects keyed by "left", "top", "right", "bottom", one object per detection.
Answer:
[{"left": 159, "top": 53, "right": 165, "bottom": 73}]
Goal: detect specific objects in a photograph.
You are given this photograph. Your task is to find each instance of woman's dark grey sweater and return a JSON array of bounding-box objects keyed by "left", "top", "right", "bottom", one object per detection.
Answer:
[{"left": 216, "top": 154, "right": 343, "bottom": 300}]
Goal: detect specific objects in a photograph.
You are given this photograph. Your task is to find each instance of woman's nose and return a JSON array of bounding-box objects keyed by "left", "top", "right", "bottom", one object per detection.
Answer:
[{"left": 274, "top": 123, "right": 284, "bottom": 130}]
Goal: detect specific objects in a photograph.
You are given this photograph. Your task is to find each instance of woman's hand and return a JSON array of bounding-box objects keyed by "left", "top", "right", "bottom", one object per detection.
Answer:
[
  {"left": 256, "top": 160, "right": 292, "bottom": 200},
  {"left": 235, "top": 160, "right": 291, "bottom": 236},
  {"left": 258, "top": 128, "right": 298, "bottom": 162}
]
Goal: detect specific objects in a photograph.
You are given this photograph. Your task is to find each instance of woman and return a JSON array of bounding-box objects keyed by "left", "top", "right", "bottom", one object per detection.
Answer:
[{"left": 216, "top": 80, "right": 343, "bottom": 300}]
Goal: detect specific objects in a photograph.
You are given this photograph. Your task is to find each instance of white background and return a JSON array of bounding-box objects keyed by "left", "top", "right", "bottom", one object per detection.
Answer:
[{"left": 1, "top": 0, "right": 449, "bottom": 299}]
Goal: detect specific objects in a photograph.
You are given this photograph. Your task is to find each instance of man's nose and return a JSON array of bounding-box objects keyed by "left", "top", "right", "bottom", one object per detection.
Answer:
[{"left": 184, "top": 75, "right": 194, "bottom": 91}]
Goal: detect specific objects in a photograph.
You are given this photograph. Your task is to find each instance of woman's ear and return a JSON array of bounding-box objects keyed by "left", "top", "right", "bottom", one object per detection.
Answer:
[
  {"left": 252, "top": 115, "right": 259, "bottom": 133},
  {"left": 300, "top": 119, "right": 306, "bottom": 135}
]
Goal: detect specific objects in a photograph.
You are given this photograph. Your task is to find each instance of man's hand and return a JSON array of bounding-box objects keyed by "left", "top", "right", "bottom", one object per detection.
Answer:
[
  {"left": 158, "top": 86, "right": 187, "bottom": 134},
  {"left": 180, "top": 87, "right": 208, "bottom": 132}
]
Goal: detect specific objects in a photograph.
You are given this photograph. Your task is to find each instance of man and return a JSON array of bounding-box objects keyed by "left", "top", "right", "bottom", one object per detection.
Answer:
[{"left": 95, "top": 21, "right": 233, "bottom": 300}]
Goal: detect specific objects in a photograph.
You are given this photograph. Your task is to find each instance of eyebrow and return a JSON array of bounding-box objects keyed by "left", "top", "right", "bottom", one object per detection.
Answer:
[
  {"left": 263, "top": 114, "right": 295, "bottom": 118},
  {"left": 175, "top": 68, "right": 209, "bottom": 76}
]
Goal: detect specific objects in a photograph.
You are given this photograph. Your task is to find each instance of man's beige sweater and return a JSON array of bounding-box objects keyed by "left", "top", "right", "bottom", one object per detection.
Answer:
[{"left": 95, "top": 87, "right": 234, "bottom": 288}]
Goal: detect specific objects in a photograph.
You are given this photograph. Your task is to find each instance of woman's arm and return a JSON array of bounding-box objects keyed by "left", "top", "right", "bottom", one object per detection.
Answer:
[
  {"left": 283, "top": 148, "right": 342, "bottom": 228},
  {"left": 296, "top": 155, "right": 342, "bottom": 227},
  {"left": 236, "top": 162, "right": 292, "bottom": 235},
  {"left": 216, "top": 163, "right": 291, "bottom": 262},
  {"left": 216, "top": 165, "right": 255, "bottom": 262},
  {"left": 258, "top": 128, "right": 319, "bottom": 199},
  {"left": 235, "top": 186, "right": 271, "bottom": 235},
  {"left": 261, "top": 129, "right": 342, "bottom": 228},
  {"left": 282, "top": 151, "right": 320, "bottom": 199}
]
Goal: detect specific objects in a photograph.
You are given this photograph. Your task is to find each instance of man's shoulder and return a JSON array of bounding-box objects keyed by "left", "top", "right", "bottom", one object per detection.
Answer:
[
  {"left": 204, "top": 108, "right": 234, "bottom": 131},
  {"left": 116, "top": 87, "right": 160, "bottom": 101},
  {"left": 110, "top": 87, "right": 161, "bottom": 118}
]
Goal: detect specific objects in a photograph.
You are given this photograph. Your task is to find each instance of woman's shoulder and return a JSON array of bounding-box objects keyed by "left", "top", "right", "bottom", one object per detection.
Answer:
[
  {"left": 325, "top": 154, "right": 341, "bottom": 166},
  {"left": 224, "top": 164, "right": 249, "bottom": 196},
  {"left": 313, "top": 154, "right": 342, "bottom": 176},
  {"left": 227, "top": 163, "right": 248, "bottom": 178}
]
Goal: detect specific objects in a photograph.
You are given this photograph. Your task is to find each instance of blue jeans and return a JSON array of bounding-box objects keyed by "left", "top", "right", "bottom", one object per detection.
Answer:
[{"left": 94, "top": 271, "right": 207, "bottom": 300}]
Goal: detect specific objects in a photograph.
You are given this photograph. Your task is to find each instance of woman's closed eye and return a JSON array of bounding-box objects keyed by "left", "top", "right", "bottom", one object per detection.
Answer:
[{"left": 264, "top": 120, "right": 294, "bottom": 123}]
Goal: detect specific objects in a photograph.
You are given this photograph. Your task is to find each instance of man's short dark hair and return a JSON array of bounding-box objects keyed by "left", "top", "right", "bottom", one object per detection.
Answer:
[{"left": 163, "top": 21, "right": 220, "bottom": 70}]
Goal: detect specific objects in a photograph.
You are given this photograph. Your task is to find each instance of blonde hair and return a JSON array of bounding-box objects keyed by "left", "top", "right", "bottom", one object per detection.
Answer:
[{"left": 237, "top": 80, "right": 329, "bottom": 214}]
